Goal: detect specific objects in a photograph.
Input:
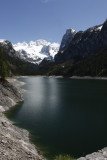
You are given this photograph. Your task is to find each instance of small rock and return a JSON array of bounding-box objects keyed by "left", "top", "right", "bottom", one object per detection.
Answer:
[
  {"left": 103, "top": 151, "right": 107, "bottom": 158},
  {"left": 1, "top": 121, "right": 7, "bottom": 127}
]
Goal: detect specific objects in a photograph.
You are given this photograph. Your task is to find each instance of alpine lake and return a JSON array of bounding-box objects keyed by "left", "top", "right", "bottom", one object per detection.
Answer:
[{"left": 5, "top": 76, "right": 107, "bottom": 160}]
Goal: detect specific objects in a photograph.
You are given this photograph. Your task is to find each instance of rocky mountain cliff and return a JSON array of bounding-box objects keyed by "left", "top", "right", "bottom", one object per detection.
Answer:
[
  {"left": 0, "top": 41, "right": 39, "bottom": 76},
  {"left": 55, "top": 20, "right": 107, "bottom": 62},
  {"left": 59, "top": 28, "right": 76, "bottom": 52},
  {"left": 0, "top": 40, "right": 22, "bottom": 59}
]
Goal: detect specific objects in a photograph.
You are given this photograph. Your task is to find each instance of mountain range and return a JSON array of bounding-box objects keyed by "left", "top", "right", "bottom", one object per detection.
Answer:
[
  {"left": 13, "top": 40, "right": 59, "bottom": 64},
  {"left": 0, "top": 19, "right": 107, "bottom": 77}
]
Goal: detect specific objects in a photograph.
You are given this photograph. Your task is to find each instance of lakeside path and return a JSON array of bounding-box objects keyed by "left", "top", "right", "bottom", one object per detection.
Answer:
[{"left": 0, "top": 77, "right": 45, "bottom": 160}]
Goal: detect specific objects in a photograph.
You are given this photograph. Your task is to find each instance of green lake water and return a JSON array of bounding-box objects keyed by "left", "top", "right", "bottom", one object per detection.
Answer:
[{"left": 6, "top": 77, "right": 107, "bottom": 160}]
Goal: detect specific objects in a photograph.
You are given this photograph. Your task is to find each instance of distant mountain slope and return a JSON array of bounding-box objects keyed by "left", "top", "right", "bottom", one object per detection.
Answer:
[
  {"left": 55, "top": 20, "right": 107, "bottom": 62},
  {"left": 13, "top": 40, "right": 59, "bottom": 64},
  {"left": 0, "top": 39, "right": 22, "bottom": 59},
  {"left": 0, "top": 40, "right": 38, "bottom": 76},
  {"left": 0, "top": 39, "right": 59, "bottom": 75},
  {"left": 47, "top": 46, "right": 107, "bottom": 77}
]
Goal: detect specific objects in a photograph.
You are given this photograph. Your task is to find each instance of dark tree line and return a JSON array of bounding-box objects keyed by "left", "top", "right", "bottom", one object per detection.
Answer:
[{"left": 0, "top": 47, "right": 9, "bottom": 80}]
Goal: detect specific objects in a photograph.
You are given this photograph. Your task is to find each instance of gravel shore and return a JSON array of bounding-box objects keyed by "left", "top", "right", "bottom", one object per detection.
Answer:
[{"left": 0, "top": 78, "right": 45, "bottom": 160}]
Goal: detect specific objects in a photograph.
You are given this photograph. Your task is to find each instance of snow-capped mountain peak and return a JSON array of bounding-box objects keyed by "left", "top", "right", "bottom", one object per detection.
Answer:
[
  {"left": 0, "top": 39, "right": 10, "bottom": 45},
  {"left": 13, "top": 39, "right": 60, "bottom": 64},
  {"left": 71, "top": 28, "right": 76, "bottom": 33}
]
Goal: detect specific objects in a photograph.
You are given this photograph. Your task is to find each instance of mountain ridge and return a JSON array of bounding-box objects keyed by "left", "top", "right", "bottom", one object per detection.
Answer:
[{"left": 55, "top": 20, "right": 106, "bottom": 62}]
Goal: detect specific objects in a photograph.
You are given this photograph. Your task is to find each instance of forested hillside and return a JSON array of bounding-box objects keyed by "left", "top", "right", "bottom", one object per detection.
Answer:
[
  {"left": 0, "top": 46, "right": 39, "bottom": 77},
  {"left": 47, "top": 47, "right": 107, "bottom": 77}
]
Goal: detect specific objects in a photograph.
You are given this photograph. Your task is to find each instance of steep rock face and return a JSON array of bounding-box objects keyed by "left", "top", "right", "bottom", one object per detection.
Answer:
[
  {"left": 99, "top": 20, "right": 107, "bottom": 46},
  {"left": 0, "top": 40, "right": 22, "bottom": 59},
  {"left": 13, "top": 40, "right": 59, "bottom": 64},
  {"left": 59, "top": 28, "right": 76, "bottom": 52},
  {"left": 0, "top": 40, "right": 39, "bottom": 76},
  {"left": 55, "top": 20, "right": 107, "bottom": 62},
  {"left": 0, "top": 79, "right": 23, "bottom": 110}
]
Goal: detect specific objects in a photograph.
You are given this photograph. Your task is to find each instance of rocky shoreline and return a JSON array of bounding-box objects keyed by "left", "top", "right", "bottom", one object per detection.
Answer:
[
  {"left": 0, "top": 78, "right": 45, "bottom": 160},
  {"left": 77, "top": 148, "right": 107, "bottom": 160}
]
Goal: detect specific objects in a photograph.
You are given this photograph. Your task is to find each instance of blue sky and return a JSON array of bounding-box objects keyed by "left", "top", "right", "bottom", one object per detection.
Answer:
[{"left": 0, "top": 0, "right": 107, "bottom": 44}]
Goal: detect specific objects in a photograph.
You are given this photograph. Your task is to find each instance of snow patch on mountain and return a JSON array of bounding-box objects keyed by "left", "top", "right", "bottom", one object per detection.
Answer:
[
  {"left": 13, "top": 40, "right": 60, "bottom": 64},
  {"left": 0, "top": 39, "right": 9, "bottom": 45},
  {"left": 0, "top": 39, "right": 4, "bottom": 43},
  {"left": 88, "top": 24, "right": 103, "bottom": 32},
  {"left": 97, "top": 25, "right": 103, "bottom": 31}
]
